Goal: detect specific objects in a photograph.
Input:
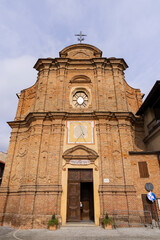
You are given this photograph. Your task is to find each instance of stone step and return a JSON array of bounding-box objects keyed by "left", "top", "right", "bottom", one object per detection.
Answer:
[{"left": 62, "top": 221, "right": 97, "bottom": 227}]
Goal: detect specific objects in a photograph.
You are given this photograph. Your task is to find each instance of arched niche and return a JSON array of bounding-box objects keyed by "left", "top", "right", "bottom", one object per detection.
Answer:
[{"left": 70, "top": 75, "right": 91, "bottom": 83}]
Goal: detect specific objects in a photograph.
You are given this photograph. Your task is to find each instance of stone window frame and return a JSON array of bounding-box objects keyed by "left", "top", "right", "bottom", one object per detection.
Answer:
[{"left": 70, "top": 87, "right": 91, "bottom": 109}]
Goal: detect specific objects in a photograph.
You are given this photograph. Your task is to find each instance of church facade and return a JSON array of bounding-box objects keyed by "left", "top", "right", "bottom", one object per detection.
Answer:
[{"left": 0, "top": 43, "right": 160, "bottom": 228}]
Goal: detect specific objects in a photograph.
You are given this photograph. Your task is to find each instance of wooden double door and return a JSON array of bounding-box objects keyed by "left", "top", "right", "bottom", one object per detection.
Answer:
[{"left": 67, "top": 169, "right": 94, "bottom": 222}]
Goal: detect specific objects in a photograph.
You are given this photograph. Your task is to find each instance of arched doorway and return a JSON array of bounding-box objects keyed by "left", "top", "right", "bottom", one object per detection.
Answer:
[{"left": 61, "top": 145, "right": 100, "bottom": 225}]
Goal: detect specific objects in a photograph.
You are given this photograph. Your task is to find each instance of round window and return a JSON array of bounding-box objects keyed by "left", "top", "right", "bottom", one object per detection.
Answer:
[{"left": 72, "top": 91, "right": 88, "bottom": 108}]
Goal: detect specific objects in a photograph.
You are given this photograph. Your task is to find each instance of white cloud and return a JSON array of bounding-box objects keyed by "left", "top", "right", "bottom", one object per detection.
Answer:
[{"left": 0, "top": 55, "right": 37, "bottom": 152}]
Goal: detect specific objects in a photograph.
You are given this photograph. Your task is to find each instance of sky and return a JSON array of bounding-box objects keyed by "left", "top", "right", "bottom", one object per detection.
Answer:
[{"left": 0, "top": 0, "right": 160, "bottom": 153}]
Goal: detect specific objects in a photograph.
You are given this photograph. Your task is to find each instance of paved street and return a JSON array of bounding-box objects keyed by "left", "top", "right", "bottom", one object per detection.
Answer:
[{"left": 0, "top": 226, "right": 160, "bottom": 240}]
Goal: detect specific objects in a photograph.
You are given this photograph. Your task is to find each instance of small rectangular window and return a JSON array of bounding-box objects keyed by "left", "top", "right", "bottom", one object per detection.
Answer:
[{"left": 138, "top": 162, "right": 149, "bottom": 178}]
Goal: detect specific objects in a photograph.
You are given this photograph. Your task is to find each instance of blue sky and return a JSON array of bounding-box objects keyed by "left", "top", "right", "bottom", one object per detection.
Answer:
[{"left": 1, "top": 0, "right": 160, "bottom": 152}]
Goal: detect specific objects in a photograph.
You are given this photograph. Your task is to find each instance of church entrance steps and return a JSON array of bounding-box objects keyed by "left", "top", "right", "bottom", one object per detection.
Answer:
[{"left": 63, "top": 221, "right": 96, "bottom": 227}]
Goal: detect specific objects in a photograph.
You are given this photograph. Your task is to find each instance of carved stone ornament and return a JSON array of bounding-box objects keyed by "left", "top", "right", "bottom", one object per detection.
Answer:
[
  {"left": 70, "top": 160, "right": 91, "bottom": 165},
  {"left": 17, "top": 138, "right": 28, "bottom": 157},
  {"left": 62, "top": 145, "right": 99, "bottom": 170}
]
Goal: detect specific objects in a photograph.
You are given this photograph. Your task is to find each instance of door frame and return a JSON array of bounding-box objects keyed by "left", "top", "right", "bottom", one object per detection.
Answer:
[{"left": 61, "top": 165, "right": 100, "bottom": 225}]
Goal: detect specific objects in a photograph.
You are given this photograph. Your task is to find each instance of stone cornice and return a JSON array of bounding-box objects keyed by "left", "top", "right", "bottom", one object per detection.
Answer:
[
  {"left": 34, "top": 58, "right": 54, "bottom": 71},
  {"left": 0, "top": 185, "right": 62, "bottom": 194},
  {"left": 92, "top": 58, "right": 128, "bottom": 71},
  {"left": 34, "top": 57, "right": 128, "bottom": 72},
  {"left": 8, "top": 111, "right": 143, "bottom": 128},
  {"left": 98, "top": 185, "right": 136, "bottom": 193},
  {"left": 108, "top": 57, "right": 128, "bottom": 70},
  {"left": 19, "top": 184, "right": 62, "bottom": 193}
]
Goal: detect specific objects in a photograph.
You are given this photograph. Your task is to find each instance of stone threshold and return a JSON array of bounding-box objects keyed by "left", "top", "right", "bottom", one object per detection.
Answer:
[{"left": 63, "top": 221, "right": 96, "bottom": 227}]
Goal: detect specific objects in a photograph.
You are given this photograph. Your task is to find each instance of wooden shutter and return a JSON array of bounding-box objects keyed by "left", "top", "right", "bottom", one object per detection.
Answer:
[{"left": 138, "top": 162, "right": 149, "bottom": 178}]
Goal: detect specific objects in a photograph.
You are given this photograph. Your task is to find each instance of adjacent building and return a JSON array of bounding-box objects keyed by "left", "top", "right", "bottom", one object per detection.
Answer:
[{"left": 136, "top": 81, "right": 160, "bottom": 151}]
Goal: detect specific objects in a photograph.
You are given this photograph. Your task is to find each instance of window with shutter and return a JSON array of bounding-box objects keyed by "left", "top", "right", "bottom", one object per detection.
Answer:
[{"left": 138, "top": 162, "right": 149, "bottom": 178}]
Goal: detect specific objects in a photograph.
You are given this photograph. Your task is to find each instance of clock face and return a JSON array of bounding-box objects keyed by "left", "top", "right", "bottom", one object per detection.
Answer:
[
  {"left": 67, "top": 121, "right": 94, "bottom": 144},
  {"left": 72, "top": 91, "right": 88, "bottom": 108}
]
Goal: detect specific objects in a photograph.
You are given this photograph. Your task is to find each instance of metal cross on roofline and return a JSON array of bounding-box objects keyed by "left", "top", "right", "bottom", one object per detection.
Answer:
[{"left": 75, "top": 31, "right": 87, "bottom": 43}]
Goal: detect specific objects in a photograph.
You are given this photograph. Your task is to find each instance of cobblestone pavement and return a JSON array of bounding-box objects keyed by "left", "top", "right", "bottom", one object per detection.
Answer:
[{"left": 0, "top": 226, "right": 160, "bottom": 240}]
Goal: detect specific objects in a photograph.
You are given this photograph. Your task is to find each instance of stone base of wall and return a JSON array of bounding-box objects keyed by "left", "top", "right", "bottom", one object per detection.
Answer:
[
  {"left": 99, "top": 185, "right": 138, "bottom": 217},
  {"left": 0, "top": 185, "right": 62, "bottom": 229},
  {"left": 0, "top": 213, "right": 62, "bottom": 229}
]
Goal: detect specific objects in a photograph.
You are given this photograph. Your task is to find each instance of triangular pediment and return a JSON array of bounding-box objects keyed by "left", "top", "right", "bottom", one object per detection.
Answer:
[{"left": 62, "top": 145, "right": 98, "bottom": 161}]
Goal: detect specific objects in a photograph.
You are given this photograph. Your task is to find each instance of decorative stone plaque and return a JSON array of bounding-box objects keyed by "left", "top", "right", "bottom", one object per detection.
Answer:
[{"left": 70, "top": 160, "right": 91, "bottom": 165}]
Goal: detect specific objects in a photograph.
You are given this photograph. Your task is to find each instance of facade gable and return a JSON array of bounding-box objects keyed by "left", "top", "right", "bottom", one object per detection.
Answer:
[{"left": 1, "top": 43, "right": 159, "bottom": 229}]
